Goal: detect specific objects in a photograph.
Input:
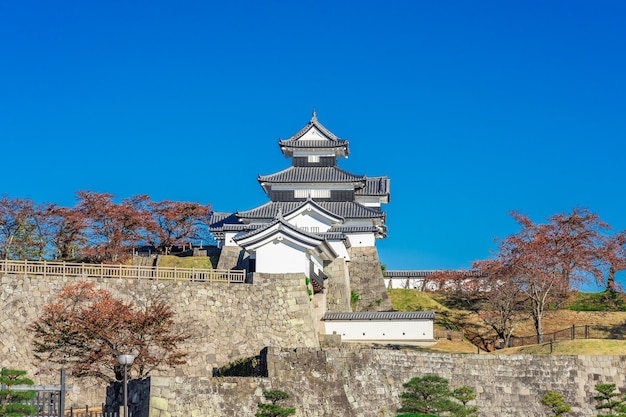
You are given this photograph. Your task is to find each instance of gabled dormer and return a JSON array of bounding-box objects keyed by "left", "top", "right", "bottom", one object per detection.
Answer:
[
  {"left": 283, "top": 198, "right": 344, "bottom": 233},
  {"left": 278, "top": 110, "right": 349, "bottom": 163}
]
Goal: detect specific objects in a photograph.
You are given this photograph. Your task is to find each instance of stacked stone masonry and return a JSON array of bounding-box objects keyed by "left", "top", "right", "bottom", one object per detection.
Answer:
[
  {"left": 0, "top": 273, "right": 317, "bottom": 408},
  {"left": 3, "top": 273, "right": 626, "bottom": 416},
  {"left": 150, "top": 347, "right": 626, "bottom": 417},
  {"left": 346, "top": 246, "right": 392, "bottom": 311}
]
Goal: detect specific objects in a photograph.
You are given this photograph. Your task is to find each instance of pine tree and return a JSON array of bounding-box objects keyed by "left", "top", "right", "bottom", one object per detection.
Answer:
[
  {"left": 594, "top": 384, "right": 626, "bottom": 417},
  {"left": 256, "top": 390, "right": 295, "bottom": 417},
  {"left": 541, "top": 392, "right": 572, "bottom": 416},
  {"left": 0, "top": 369, "right": 38, "bottom": 417}
]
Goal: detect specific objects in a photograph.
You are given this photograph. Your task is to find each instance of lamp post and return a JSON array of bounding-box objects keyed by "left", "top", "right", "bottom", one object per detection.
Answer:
[{"left": 117, "top": 354, "right": 135, "bottom": 417}]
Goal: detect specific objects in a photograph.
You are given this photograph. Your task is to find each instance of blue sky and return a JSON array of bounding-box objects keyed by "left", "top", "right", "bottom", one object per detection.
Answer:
[{"left": 2, "top": 1, "right": 625, "bottom": 287}]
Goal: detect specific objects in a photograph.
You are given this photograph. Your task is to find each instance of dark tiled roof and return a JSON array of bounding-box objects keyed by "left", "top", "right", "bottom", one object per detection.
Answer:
[
  {"left": 383, "top": 270, "right": 483, "bottom": 278},
  {"left": 318, "top": 232, "right": 347, "bottom": 240},
  {"left": 233, "top": 217, "right": 325, "bottom": 243},
  {"left": 279, "top": 111, "right": 347, "bottom": 144},
  {"left": 237, "top": 201, "right": 385, "bottom": 220},
  {"left": 322, "top": 311, "right": 436, "bottom": 321},
  {"left": 356, "top": 176, "right": 390, "bottom": 196},
  {"left": 208, "top": 212, "right": 239, "bottom": 229},
  {"left": 258, "top": 166, "right": 365, "bottom": 184},
  {"left": 329, "top": 226, "right": 380, "bottom": 233},
  {"left": 383, "top": 270, "right": 438, "bottom": 278}
]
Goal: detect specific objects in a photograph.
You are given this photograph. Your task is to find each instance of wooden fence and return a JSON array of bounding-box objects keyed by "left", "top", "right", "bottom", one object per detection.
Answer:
[
  {"left": 0, "top": 259, "right": 246, "bottom": 283},
  {"left": 508, "top": 324, "right": 626, "bottom": 348}
]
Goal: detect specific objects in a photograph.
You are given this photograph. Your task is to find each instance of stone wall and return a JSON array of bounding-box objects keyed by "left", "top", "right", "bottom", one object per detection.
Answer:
[
  {"left": 216, "top": 246, "right": 249, "bottom": 270},
  {"left": 346, "top": 246, "right": 392, "bottom": 311},
  {"left": 0, "top": 272, "right": 316, "bottom": 408},
  {"left": 323, "top": 257, "right": 351, "bottom": 313},
  {"left": 149, "top": 346, "right": 626, "bottom": 417}
]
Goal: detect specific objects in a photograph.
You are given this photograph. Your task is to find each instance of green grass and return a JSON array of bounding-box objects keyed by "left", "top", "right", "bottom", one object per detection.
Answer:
[
  {"left": 492, "top": 339, "right": 626, "bottom": 355},
  {"left": 157, "top": 255, "right": 214, "bottom": 269},
  {"left": 388, "top": 289, "right": 449, "bottom": 312},
  {"left": 565, "top": 291, "right": 626, "bottom": 312}
]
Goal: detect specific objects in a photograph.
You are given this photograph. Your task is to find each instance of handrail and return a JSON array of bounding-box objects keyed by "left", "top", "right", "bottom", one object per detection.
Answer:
[{"left": 0, "top": 259, "right": 246, "bottom": 283}]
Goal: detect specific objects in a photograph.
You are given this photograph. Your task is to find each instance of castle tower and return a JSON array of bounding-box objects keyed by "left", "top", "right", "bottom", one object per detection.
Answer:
[{"left": 210, "top": 112, "right": 392, "bottom": 312}]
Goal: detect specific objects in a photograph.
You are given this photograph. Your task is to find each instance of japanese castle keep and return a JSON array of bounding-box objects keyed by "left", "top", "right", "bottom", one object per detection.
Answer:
[{"left": 210, "top": 111, "right": 393, "bottom": 313}]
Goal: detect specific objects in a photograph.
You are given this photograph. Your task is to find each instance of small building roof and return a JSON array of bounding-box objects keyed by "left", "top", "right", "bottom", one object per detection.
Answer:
[
  {"left": 237, "top": 201, "right": 385, "bottom": 221},
  {"left": 233, "top": 213, "right": 337, "bottom": 261},
  {"left": 355, "top": 176, "right": 390, "bottom": 196},
  {"left": 278, "top": 111, "right": 349, "bottom": 157},
  {"left": 258, "top": 166, "right": 365, "bottom": 186},
  {"left": 383, "top": 270, "right": 439, "bottom": 278},
  {"left": 322, "top": 311, "right": 435, "bottom": 321}
]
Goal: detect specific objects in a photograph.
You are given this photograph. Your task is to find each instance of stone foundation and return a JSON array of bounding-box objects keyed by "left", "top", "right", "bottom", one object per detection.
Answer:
[
  {"left": 323, "top": 257, "right": 351, "bottom": 313},
  {"left": 147, "top": 346, "right": 626, "bottom": 417},
  {"left": 0, "top": 273, "right": 316, "bottom": 408},
  {"left": 346, "top": 246, "right": 392, "bottom": 311}
]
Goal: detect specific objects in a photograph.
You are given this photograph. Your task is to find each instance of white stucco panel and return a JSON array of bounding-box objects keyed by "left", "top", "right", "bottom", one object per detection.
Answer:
[
  {"left": 288, "top": 211, "right": 334, "bottom": 233},
  {"left": 324, "top": 319, "right": 434, "bottom": 341},
  {"left": 347, "top": 233, "right": 376, "bottom": 247},
  {"left": 255, "top": 239, "right": 308, "bottom": 274}
]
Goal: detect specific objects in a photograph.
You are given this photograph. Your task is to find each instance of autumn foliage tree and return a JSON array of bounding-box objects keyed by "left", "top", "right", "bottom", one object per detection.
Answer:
[
  {"left": 431, "top": 208, "right": 626, "bottom": 347},
  {"left": 0, "top": 192, "right": 213, "bottom": 263},
  {"left": 30, "top": 282, "right": 188, "bottom": 382},
  {"left": 0, "top": 195, "right": 50, "bottom": 260},
  {"left": 145, "top": 200, "right": 212, "bottom": 255}
]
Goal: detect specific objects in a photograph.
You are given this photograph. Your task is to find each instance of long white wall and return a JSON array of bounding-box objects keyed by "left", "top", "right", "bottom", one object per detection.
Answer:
[{"left": 324, "top": 319, "right": 434, "bottom": 341}]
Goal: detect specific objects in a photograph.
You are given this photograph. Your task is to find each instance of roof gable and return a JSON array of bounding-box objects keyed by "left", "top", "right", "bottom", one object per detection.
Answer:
[
  {"left": 233, "top": 216, "right": 337, "bottom": 260},
  {"left": 278, "top": 111, "right": 349, "bottom": 157},
  {"left": 284, "top": 199, "right": 344, "bottom": 225}
]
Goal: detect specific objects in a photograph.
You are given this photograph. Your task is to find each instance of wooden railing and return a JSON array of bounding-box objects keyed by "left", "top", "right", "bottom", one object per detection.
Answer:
[{"left": 0, "top": 259, "right": 246, "bottom": 283}]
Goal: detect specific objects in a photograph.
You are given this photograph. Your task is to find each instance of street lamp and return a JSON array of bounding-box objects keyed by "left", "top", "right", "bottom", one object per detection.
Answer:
[{"left": 117, "top": 354, "right": 135, "bottom": 417}]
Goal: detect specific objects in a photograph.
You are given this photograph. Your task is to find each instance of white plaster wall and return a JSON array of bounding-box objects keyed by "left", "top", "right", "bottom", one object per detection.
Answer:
[
  {"left": 347, "top": 233, "right": 376, "bottom": 247},
  {"left": 342, "top": 219, "right": 374, "bottom": 227},
  {"left": 288, "top": 211, "right": 333, "bottom": 233},
  {"left": 328, "top": 240, "right": 350, "bottom": 260},
  {"left": 324, "top": 320, "right": 434, "bottom": 341},
  {"left": 224, "top": 232, "right": 239, "bottom": 247},
  {"left": 255, "top": 239, "right": 308, "bottom": 273},
  {"left": 354, "top": 196, "right": 383, "bottom": 208},
  {"left": 385, "top": 277, "right": 425, "bottom": 290},
  {"left": 272, "top": 184, "right": 353, "bottom": 191}
]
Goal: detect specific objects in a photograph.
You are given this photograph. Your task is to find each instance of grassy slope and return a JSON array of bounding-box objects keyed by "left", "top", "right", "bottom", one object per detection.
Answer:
[
  {"left": 157, "top": 255, "right": 214, "bottom": 269},
  {"left": 388, "top": 289, "right": 626, "bottom": 355}
]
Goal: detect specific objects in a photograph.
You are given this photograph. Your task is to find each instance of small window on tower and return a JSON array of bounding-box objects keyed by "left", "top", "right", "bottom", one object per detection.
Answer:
[{"left": 308, "top": 155, "right": 320, "bottom": 163}]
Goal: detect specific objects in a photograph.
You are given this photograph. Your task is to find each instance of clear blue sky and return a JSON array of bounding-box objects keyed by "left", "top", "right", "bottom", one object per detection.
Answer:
[{"left": 2, "top": 1, "right": 625, "bottom": 287}]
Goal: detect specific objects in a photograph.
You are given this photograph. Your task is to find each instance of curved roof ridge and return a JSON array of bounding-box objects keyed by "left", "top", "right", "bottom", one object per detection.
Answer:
[
  {"left": 258, "top": 166, "right": 365, "bottom": 183},
  {"left": 280, "top": 111, "right": 345, "bottom": 143}
]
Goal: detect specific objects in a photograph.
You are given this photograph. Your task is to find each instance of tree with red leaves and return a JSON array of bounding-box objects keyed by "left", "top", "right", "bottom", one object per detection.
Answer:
[
  {"left": 76, "top": 191, "right": 149, "bottom": 263},
  {"left": 0, "top": 195, "right": 54, "bottom": 260},
  {"left": 144, "top": 200, "right": 212, "bottom": 255},
  {"left": 483, "top": 208, "right": 610, "bottom": 341},
  {"left": 30, "top": 282, "right": 188, "bottom": 382},
  {"left": 429, "top": 266, "right": 526, "bottom": 350},
  {"left": 598, "top": 231, "right": 626, "bottom": 293},
  {"left": 47, "top": 204, "right": 87, "bottom": 260}
]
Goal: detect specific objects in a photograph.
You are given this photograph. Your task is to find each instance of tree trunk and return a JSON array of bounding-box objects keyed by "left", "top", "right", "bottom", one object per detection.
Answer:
[{"left": 607, "top": 266, "right": 616, "bottom": 293}]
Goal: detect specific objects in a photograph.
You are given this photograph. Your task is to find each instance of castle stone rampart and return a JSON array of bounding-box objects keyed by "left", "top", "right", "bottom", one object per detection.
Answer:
[
  {"left": 150, "top": 347, "right": 626, "bottom": 417},
  {"left": 0, "top": 272, "right": 316, "bottom": 407}
]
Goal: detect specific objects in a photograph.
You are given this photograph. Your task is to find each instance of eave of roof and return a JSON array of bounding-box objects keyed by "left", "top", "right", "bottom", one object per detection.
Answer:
[
  {"left": 355, "top": 176, "right": 390, "bottom": 196},
  {"left": 236, "top": 201, "right": 385, "bottom": 220},
  {"left": 278, "top": 111, "right": 350, "bottom": 157},
  {"left": 258, "top": 166, "right": 365, "bottom": 184},
  {"left": 322, "top": 311, "right": 436, "bottom": 321}
]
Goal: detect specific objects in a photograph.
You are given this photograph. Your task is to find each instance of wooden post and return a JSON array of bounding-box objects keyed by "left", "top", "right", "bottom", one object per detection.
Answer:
[{"left": 571, "top": 324, "right": 575, "bottom": 340}]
